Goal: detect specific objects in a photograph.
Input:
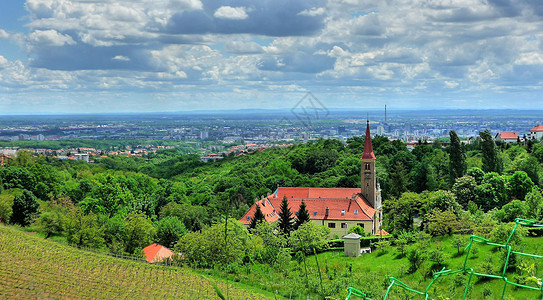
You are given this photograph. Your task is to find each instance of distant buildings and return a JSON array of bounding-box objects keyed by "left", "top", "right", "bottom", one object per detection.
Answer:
[
  {"left": 530, "top": 125, "right": 543, "bottom": 140},
  {"left": 495, "top": 132, "right": 519, "bottom": 143}
]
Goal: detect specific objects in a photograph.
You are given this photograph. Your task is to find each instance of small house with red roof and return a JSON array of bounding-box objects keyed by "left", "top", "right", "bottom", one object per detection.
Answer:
[
  {"left": 530, "top": 125, "right": 543, "bottom": 141},
  {"left": 495, "top": 132, "right": 518, "bottom": 144},
  {"left": 240, "top": 121, "right": 384, "bottom": 237},
  {"left": 142, "top": 243, "right": 174, "bottom": 263}
]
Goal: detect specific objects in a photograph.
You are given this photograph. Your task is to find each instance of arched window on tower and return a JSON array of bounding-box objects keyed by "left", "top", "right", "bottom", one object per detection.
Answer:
[{"left": 364, "top": 163, "right": 370, "bottom": 170}]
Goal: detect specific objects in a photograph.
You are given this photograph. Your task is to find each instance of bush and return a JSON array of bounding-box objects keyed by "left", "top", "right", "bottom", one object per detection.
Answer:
[{"left": 289, "top": 222, "right": 330, "bottom": 255}]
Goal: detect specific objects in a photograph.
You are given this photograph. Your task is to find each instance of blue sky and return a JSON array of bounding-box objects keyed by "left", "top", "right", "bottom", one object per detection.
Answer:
[{"left": 0, "top": 0, "right": 542, "bottom": 114}]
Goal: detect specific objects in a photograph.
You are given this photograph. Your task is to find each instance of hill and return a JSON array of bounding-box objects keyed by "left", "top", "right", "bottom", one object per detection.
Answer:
[{"left": 0, "top": 225, "right": 272, "bottom": 299}]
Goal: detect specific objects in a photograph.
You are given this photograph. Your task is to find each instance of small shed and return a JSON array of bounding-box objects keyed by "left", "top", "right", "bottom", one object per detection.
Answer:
[
  {"left": 343, "top": 233, "right": 362, "bottom": 257},
  {"left": 142, "top": 243, "right": 174, "bottom": 263}
]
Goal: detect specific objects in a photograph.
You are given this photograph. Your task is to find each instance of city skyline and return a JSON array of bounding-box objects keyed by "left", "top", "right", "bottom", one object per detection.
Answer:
[{"left": 0, "top": 1, "right": 542, "bottom": 114}]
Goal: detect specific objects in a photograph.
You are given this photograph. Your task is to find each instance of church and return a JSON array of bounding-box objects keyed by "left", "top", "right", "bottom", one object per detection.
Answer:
[{"left": 240, "top": 121, "right": 385, "bottom": 237}]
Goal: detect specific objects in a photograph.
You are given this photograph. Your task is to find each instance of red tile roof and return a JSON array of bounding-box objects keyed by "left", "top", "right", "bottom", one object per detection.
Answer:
[
  {"left": 531, "top": 125, "right": 543, "bottom": 132},
  {"left": 374, "top": 229, "right": 389, "bottom": 236},
  {"left": 240, "top": 187, "right": 375, "bottom": 225},
  {"left": 496, "top": 132, "right": 518, "bottom": 140},
  {"left": 142, "top": 243, "right": 174, "bottom": 263},
  {"left": 361, "top": 120, "right": 375, "bottom": 160}
]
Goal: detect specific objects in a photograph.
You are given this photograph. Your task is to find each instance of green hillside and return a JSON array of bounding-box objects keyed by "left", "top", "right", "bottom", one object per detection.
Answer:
[{"left": 0, "top": 225, "right": 272, "bottom": 299}]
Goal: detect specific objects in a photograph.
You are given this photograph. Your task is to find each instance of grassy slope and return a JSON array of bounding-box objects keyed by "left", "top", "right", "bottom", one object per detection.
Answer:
[
  {"left": 220, "top": 235, "right": 543, "bottom": 299},
  {"left": 0, "top": 225, "right": 273, "bottom": 300}
]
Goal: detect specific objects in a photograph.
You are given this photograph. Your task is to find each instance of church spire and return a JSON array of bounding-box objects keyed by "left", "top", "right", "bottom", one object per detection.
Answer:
[{"left": 361, "top": 120, "right": 375, "bottom": 159}]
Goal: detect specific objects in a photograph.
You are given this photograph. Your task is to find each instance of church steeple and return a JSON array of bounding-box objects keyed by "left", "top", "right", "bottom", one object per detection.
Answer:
[
  {"left": 361, "top": 120, "right": 375, "bottom": 160},
  {"left": 361, "top": 120, "right": 376, "bottom": 209}
]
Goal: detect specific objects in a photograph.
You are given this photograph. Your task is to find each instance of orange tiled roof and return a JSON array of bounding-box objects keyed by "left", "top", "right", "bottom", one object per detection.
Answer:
[
  {"left": 497, "top": 132, "right": 518, "bottom": 140},
  {"left": 142, "top": 243, "right": 174, "bottom": 263},
  {"left": 531, "top": 125, "right": 543, "bottom": 132},
  {"left": 240, "top": 187, "right": 375, "bottom": 225}
]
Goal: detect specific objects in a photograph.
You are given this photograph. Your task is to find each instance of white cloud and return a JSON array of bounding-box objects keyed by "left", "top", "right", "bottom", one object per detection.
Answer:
[
  {"left": 28, "top": 30, "right": 75, "bottom": 46},
  {"left": 112, "top": 55, "right": 130, "bottom": 62},
  {"left": 0, "top": 56, "right": 8, "bottom": 68},
  {"left": 0, "top": 29, "right": 9, "bottom": 39},
  {"left": 213, "top": 6, "right": 249, "bottom": 20},
  {"left": 298, "top": 7, "right": 326, "bottom": 17},
  {"left": 515, "top": 52, "right": 543, "bottom": 65}
]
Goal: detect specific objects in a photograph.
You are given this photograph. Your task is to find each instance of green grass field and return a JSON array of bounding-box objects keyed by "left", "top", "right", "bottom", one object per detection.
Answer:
[
  {"left": 3, "top": 222, "right": 543, "bottom": 299},
  {"left": 0, "top": 224, "right": 273, "bottom": 299}
]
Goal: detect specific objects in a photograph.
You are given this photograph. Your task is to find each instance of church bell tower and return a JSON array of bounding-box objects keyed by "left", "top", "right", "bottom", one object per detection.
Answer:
[{"left": 361, "top": 120, "right": 376, "bottom": 208}]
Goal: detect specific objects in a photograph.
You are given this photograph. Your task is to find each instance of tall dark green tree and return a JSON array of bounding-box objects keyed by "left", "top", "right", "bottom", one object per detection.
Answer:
[
  {"left": 278, "top": 196, "right": 294, "bottom": 235},
  {"left": 449, "top": 130, "right": 467, "bottom": 184},
  {"left": 10, "top": 190, "right": 39, "bottom": 226},
  {"left": 249, "top": 204, "right": 265, "bottom": 230},
  {"left": 294, "top": 200, "right": 310, "bottom": 230},
  {"left": 480, "top": 130, "right": 503, "bottom": 174}
]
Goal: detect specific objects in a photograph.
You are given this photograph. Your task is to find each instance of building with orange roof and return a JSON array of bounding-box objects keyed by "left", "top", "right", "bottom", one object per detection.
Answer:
[
  {"left": 142, "top": 243, "right": 174, "bottom": 263},
  {"left": 240, "top": 121, "right": 383, "bottom": 237},
  {"left": 530, "top": 125, "right": 543, "bottom": 140},
  {"left": 495, "top": 132, "right": 518, "bottom": 143}
]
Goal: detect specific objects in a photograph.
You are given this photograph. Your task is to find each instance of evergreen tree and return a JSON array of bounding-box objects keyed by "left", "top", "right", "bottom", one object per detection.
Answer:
[
  {"left": 249, "top": 204, "right": 265, "bottom": 230},
  {"left": 10, "top": 190, "right": 39, "bottom": 226},
  {"left": 449, "top": 130, "right": 467, "bottom": 184},
  {"left": 480, "top": 129, "right": 503, "bottom": 174},
  {"left": 294, "top": 200, "right": 310, "bottom": 230},
  {"left": 278, "top": 196, "right": 293, "bottom": 235}
]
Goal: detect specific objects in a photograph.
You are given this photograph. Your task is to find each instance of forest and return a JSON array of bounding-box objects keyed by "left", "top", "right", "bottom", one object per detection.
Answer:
[{"left": 1, "top": 129, "right": 543, "bottom": 297}]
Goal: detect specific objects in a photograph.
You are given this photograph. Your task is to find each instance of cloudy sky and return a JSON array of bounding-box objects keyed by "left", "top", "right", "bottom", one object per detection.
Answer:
[{"left": 0, "top": 0, "right": 542, "bottom": 114}]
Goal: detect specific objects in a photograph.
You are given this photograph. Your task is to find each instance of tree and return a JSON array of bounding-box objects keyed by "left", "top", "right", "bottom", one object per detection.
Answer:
[
  {"left": 495, "top": 200, "right": 526, "bottom": 223},
  {"left": 10, "top": 189, "right": 39, "bottom": 226},
  {"left": 35, "top": 209, "right": 65, "bottom": 238},
  {"left": 388, "top": 161, "right": 409, "bottom": 198},
  {"left": 452, "top": 176, "right": 477, "bottom": 209},
  {"left": 475, "top": 172, "right": 509, "bottom": 211},
  {"left": 348, "top": 225, "right": 366, "bottom": 237},
  {"left": 124, "top": 212, "right": 157, "bottom": 254},
  {"left": 525, "top": 188, "right": 543, "bottom": 220},
  {"left": 508, "top": 171, "right": 534, "bottom": 200},
  {"left": 452, "top": 236, "right": 466, "bottom": 255},
  {"left": 156, "top": 216, "right": 187, "bottom": 248},
  {"left": 294, "top": 200, "right": 310, "bottom": 230},
  {"left": 480, "top": 130, "right": 503, "bottom": 174},
  {"left": 428, "top": 190, "right": 459, "bottom": 212},
  {"left": 288, "top": 222, "right": 330, "bottom": 254},
  {"left": 467, "top": 167, "right": 485, "bottom": 185},
  {"left": 65, "top": 210, "right": 105, "bottom": 249},
  {"left": 176, "top": 218, "right": 249, "bottom": 267},
  {"left": 449, "top": 130, "right": 467, "bottom": 184},
  {"left": 0, "top": 193, "right": 14, "bottom": 223},
  {"left": 427, "top": 209, "right": 458, "bottom": 236},
  {"left": 278, "top": 196, "right": 294, "bottom": 235},
  {"left": 249, "top": 204, "right": 265, "bottom": 230}
]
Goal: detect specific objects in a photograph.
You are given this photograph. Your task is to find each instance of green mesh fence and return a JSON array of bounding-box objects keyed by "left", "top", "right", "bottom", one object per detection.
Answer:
[{"left": 345, "top": 218, "right": 543, "bottom": 300}]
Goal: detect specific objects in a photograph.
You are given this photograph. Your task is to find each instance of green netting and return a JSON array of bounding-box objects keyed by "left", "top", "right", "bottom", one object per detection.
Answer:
[{"left": 345, "top": 218, "right": 543, "bottom": 300}]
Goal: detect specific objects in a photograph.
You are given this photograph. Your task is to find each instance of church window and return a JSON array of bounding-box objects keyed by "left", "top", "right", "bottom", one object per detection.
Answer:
[
  {"left": 341, "top": 223, "right": 347, "bottom": 229},
  {"left": 365, "top": 163, "right": 370, "bottom": 170},
  {"left": 327, "top": 222, "right": 336, "bottom": 228}
]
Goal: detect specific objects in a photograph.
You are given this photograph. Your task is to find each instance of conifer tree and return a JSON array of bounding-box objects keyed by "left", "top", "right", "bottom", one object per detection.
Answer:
[
  {"left": 278, "top": 196, "right": 293, "bottom": 235},
  {"left": 449, "top": 130, "right": 467, "bottom": 184},
  {"left": 480, "top": 130, "right": 503, "bottom": 174},
  {"left": 294, "top": 200, "right": 310, "bottom": 230},
  {"left": 249, "top": 204, "right": 265, "bottom": 230}
]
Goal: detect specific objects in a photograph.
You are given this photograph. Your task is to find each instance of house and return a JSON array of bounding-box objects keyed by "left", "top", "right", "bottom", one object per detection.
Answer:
[
  {"left": 495, "top": 132, "right": 518, "bottom": 143},
  {"left": 530, "top": 125, "right": 543, "bottom": 140},
  {"left": 240, "top": 121, "right": 384, "bottom": 237},
  {"left": 142, "top": 243, "right": 174, "bottom": 263}
]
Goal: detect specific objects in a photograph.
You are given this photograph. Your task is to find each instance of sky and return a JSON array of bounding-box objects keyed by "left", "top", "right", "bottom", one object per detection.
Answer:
[{"left": 0, "top": 0, "right": 542, "bottom": 114}]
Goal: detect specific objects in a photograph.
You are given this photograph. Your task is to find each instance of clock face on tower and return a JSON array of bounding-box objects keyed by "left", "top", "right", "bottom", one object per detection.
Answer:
[{"left": 365, "top": 172, "right": 371, "bottom": 179}]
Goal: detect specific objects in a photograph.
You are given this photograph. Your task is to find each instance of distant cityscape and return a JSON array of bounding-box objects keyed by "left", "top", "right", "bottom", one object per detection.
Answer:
[{"left": 0, "top": 109, "right": 542, "bottom": 162}]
